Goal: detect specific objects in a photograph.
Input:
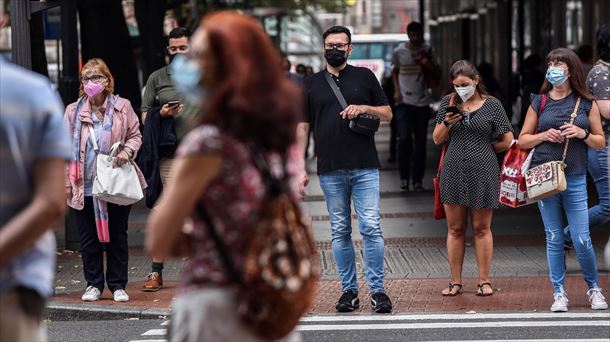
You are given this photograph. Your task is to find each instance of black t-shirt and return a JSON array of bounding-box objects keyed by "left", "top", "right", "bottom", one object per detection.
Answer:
[{"left": 304, "top": 64, "right": 389, "bottom": 174}]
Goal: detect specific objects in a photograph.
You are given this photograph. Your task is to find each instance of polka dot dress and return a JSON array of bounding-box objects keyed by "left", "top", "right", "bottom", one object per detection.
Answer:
[{"left": 436, "top": 95, "right": 513, "bottom": 208}]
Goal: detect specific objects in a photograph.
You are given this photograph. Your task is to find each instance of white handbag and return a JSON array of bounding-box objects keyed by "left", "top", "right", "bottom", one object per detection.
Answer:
[
  {"left": 524, "top": 97, "right": 580, "bottom": 201},
  {"left": 89, "top": 125, "right": 144, "bottom": 206}
]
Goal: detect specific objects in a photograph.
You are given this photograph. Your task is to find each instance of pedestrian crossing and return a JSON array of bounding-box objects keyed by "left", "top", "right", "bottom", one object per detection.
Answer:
[{"left": 128, "top": 313, "right": 610, "bottom": 342}]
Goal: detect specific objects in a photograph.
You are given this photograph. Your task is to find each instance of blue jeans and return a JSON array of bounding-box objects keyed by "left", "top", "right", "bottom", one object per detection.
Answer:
[
  {"left": 538, "top": 175, "right": 601, "bottom": 294},
  {"left": 565, "top": 146, "right": 610, "bottom": 238},
  {"left": 587, "top": 146, "right": 610, "bottom": 228},
  {"left": 319, "top": 168, "right": 385, "bottom": 294}
]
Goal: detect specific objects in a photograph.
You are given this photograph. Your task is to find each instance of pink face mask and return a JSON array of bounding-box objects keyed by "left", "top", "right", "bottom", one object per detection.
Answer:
[{"left": 84, "top": 81, "right": 104, "bottom": 97}]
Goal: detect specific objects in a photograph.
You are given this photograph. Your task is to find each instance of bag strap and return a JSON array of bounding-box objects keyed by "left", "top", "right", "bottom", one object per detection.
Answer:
[
  {"left": 195, "top": 146, "right": 288, "bottom": 285},
  {"left": 324, "top": 71, "right": 348, "bottom": 110},
  {"left": 88, "top": 125, "right": 122, "bottom": 158},
  {"left": 560, "top": 96, "right": 581, "bottom": 163},
  {"left": 88, "top": 125, "right": 100, "bottom": 153},
  {"left": 437, "top": 94, "right": 455, "bottom": 176},
  {"left": 196, "top": 201, "right": 243, "bottom": 284}
]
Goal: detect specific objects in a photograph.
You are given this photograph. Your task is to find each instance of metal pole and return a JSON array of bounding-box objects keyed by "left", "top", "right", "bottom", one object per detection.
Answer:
[
  {"left": 419, "top": 0, "right": 425, "bottom": 27},
  {"left": 10, "top": 0, "right": 32, "bottom": 68}
]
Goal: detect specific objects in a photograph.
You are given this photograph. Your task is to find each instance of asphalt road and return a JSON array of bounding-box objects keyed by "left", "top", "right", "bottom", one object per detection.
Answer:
[{"left": 47, "top": 312, "right": 610, "bottom": 342}]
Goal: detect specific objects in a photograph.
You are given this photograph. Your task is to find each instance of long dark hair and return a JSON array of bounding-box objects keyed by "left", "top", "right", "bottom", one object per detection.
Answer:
[
  {"left": 539, "top": 48, "right": 593, "bottom": 100},
  {"left": 197, "top": 11, "right": 302, "bottom": 152},
  {"left": 448, "top": 60, "right": 488, "bottom": 106}
]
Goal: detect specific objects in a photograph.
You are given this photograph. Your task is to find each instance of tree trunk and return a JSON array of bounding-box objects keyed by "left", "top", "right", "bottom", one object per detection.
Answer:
[{"left": 77, "top": 0, "right": 142, "bottom": 111}]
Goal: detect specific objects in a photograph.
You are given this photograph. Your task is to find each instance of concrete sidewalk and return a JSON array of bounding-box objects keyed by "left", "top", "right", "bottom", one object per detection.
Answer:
[
  {"left": 48, "top": 124, "right": 610, "bottom": 320},
  {"left": 48, "top": 234, "right": 610, "bottom": 320}
]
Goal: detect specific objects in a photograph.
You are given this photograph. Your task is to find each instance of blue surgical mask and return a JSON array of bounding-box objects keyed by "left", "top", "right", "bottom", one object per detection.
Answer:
[
  {"left": 545, "top": 66, "right": 568, "bottom": 87},
  {"left": 170, "top": 54, "right": 205, "bottom": 105}
]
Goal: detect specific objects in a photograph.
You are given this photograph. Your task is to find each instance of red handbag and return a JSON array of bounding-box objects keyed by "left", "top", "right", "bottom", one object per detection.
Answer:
[
  {"left": 433, "top": 143, "right": 447, "bottom": 220},
  {"left": 433, "top": 95, "right": 454, "bottom": 220}
]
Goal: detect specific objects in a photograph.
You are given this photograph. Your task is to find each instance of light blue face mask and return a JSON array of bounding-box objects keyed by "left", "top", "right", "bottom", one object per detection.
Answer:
[
  {"left": 170, "top": 54, "right": 204, "bottom": 105},
  {"left": 545, "top": 66, "right": 568, "bottom": 87}
]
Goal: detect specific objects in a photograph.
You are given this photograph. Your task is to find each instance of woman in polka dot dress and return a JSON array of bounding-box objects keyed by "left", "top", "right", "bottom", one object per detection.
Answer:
[{"left": 432, "top": 60, "right": 514, "bottom": 297}]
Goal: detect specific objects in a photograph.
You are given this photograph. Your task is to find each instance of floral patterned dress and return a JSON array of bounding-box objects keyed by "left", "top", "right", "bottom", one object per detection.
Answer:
[{"left": 175, "top": 125, "right": 303, "bottom": 294}]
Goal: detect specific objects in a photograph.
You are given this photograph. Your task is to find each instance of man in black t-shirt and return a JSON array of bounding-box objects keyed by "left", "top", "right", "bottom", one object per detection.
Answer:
[{"left": 297, "top": 26, "right": 393, "bottom": 313}]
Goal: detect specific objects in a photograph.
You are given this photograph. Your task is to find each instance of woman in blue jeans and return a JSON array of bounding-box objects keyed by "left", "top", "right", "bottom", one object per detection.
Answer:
[{"left": 519, "top": 48, "right": 607, "bottom": 312}]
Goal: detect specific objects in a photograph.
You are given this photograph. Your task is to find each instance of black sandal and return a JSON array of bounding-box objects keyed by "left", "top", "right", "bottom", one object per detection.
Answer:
[
  {"left": 442, "top": 283, "right": 463, "bottom": 296},
  {"left": 477, "top": 282, "right": 493, "bottom": 296}
]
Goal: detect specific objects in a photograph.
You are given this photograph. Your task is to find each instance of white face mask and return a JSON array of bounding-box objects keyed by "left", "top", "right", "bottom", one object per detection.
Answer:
[{"left": 454, "top": 84, "right": 476, "bottom": 102}]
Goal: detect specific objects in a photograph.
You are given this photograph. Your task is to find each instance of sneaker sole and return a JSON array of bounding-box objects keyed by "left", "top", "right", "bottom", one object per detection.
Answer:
[
  {"left": 591, "top": 304, "right": 608, "bottom": 310},
  {"left": 141, "top": 286, "right": 163, "bottom": 292},
  {"left": 374, "top": 305, "right": 392, "bottom": 313},
  {"left": 551, "top": 307, "right": 568, "bottom": 312},
  {"left": 336, "top": 303, "right": 359, "bottom": 312}
]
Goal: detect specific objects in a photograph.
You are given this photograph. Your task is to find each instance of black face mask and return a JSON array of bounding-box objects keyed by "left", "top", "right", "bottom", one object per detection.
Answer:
[{"left": 325, "top": 49, "right": 347, "bottom": 67}]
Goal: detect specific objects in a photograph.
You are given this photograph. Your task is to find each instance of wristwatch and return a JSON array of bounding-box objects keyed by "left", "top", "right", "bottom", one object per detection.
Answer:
[
  {"left": 582, "top": 129, "right": 590, "bottom": 140},
  {"left": 443, "top": 120, "right": 451, "bottom": 127}
]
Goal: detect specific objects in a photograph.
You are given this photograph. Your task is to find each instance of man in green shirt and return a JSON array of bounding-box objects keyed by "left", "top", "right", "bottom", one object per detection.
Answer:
[{"left": 141, "top": 27, "right": 196, "bottom": 292}]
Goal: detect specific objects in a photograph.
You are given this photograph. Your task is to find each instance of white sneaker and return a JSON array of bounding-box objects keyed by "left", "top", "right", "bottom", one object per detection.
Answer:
[
  {"left": 587, "top": 288, "right": 608, "bottom": 310},
  {"left": 113, "top": 289, "right": 129, "bottom": 302},
  {"left": 81, "top": 286, "right": 101, "bottom": 301},
  {"left": 550, "top": 292, "right": 569, "bottom": 312}
]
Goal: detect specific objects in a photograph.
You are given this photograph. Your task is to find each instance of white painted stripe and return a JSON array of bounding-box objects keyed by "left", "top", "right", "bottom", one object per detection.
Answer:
[
  {"left": 141, "top": 329, "right": 167, "bottom": 336},
  {"left": 160, "top": 320, "right": 170, "bottom": 326},
  {"left": 427, "top": 340, "right": 610, "bottom": 342},
  {"left": 128, "top": 340, "right": 167, "bottom": 342},
  {"left": 296, "top": 320, "right": 610, "bottom": 331},
  {"left": 300, "top": 312, "right": 610, "bottom": 322}
]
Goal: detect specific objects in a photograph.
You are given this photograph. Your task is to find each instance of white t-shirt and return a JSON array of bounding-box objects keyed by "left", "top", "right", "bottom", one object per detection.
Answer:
[{"left": 392, "top": 43, "right": 434, "bottom": 106}]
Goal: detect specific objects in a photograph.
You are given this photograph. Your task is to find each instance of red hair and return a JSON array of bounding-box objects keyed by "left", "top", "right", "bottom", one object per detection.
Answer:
[{"left": 198, "top": 11, "right": 302, "bottom": 152}]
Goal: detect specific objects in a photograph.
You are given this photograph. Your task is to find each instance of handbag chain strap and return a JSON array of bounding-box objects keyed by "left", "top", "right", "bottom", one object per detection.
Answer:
[{"left": 560, "top": 96, "right": 581, "bottom": 164}]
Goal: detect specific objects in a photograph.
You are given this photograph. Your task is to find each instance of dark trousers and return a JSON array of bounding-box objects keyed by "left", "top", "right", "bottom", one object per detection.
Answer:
[
  {"left": 396, "top": 103, "right": 430, "bottom": 185},
  {"left": 73, "top": 197, "right": 131, "bottom": 292},
  {"left": 388, "top": 105, "right": 397, "bottom": 161}
]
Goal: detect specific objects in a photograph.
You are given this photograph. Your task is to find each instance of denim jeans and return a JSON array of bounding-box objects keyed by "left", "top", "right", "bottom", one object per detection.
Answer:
[
  {"left": 538, "top": 175, "right": 601, "bottom": 294},
  {"left": 587, "top": 146, "right": 610, "bottom": 228},
  {"left": 396, "top": 104, "right": 430, "bottom": 186},
  {"left": 565, "top": 146, "right": 610, "bottom": 239},
  {"left": 319, "top": 168, "right": 385, "bottom": 294}
]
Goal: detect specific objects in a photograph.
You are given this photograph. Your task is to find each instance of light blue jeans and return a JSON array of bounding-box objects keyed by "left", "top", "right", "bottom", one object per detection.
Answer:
[
  {"left": 538, "top": 175, "right": 601, "bottom": 294},
  {"left": 319, "top": 168, "right": 385, "bottom": 294},
  {"left": 565, "top": 146, "right": 610, "bottom": 238}
]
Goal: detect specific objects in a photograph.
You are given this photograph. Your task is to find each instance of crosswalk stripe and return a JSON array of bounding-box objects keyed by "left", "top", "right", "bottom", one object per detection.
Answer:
[
  {"left": 296, "top": 320, "right": 610, "bottom": 331},
  {"left": 426, "top": 340, "right": 610, "bottom": 342},
  {"left": 128, "top": 340, "right": 167, "bottom": 342},
  {"left": 160, "top": 320, "right": 170, "bottom": 326},
  {"left": 300, "top": 312, "right": 610, "bottom": 322},
  {"left": 141, "top": 329, "right": 167, "bottom": 336}
]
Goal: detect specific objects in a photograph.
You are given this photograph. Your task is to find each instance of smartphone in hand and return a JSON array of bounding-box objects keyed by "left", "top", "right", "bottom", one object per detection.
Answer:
[
  {"left": 166, "top": 100, "right": 180, "bottom": 108},
  {"left": 446, "top": 105, "right": 460, "bottom": 117}
]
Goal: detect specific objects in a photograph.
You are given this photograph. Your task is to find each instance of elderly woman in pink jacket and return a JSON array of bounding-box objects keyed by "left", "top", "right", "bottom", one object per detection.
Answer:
[{"left": 64, "top": 58, "right": 146, "bottom": 302}]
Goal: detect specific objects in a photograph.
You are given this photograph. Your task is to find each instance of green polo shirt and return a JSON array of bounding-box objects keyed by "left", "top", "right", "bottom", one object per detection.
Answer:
[{"left": 141, "top": 65, "right": 199, "bottom": 140}]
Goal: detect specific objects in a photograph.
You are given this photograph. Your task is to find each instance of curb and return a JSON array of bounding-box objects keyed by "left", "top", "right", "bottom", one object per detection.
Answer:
[{"left": 46, "top": 302, "right": 170, "bottom": 321}]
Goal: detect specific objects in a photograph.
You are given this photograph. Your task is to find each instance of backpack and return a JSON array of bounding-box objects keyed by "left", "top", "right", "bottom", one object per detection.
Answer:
[{"left": 198, "top": 147, "right": 319, "bottom": 340}]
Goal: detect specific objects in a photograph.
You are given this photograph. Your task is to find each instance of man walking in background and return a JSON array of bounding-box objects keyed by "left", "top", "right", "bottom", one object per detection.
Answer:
[{"left": 392, "top": 22, "right": 440, "bottom": 192}]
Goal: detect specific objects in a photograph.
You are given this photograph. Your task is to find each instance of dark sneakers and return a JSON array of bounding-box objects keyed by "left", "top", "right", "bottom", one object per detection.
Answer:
[
  {"left": 371, "top": 292, "right": 393, "bottom": 313},
  {"left": 336, "top": 290, "right": 360, "bottom": 312}
]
